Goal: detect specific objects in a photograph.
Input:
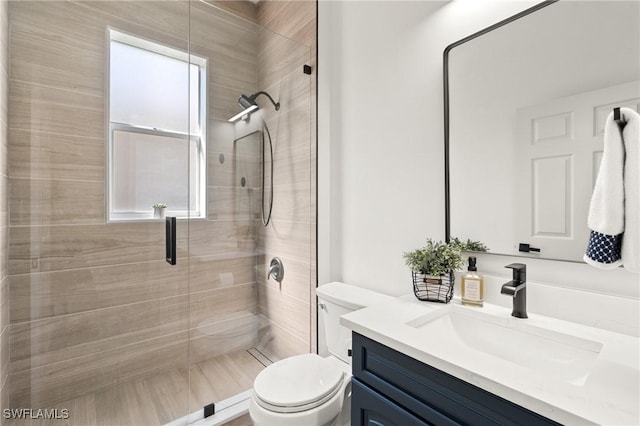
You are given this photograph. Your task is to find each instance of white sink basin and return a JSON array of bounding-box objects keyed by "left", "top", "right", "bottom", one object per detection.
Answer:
[{"left": 406, "top": 305, "right": 603, "bottom": 386}]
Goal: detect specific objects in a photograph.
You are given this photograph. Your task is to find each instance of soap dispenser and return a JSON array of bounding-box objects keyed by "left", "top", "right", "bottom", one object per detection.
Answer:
[{"left": 461, "top": 256, "right": 483, "bottom": 307}]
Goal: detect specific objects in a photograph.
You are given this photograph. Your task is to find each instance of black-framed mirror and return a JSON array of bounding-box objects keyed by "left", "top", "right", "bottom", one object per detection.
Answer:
[{"left": 444, "top": 0, "right": 640, "bottom": 263}]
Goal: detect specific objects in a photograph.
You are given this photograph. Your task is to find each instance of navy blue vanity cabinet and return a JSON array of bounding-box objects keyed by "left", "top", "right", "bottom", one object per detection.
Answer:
[
  {"left": 351, "top": 333, "right": 561, "bottom": 426},
  {"left": 351, "top": 379, "right": 433, "bottom": 426}
]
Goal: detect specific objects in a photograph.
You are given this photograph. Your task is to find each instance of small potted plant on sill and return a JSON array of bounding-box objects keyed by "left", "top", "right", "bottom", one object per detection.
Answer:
[
  {"left": 403, "top": 238, "right": 487, "bottom": 303},
  {"left": 152, "top": 203, "right": 167, "bottom": 219}
]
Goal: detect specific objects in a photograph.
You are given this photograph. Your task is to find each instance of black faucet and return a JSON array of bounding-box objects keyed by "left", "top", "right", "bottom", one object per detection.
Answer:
[{"left": 501, "top": 263, "right": 527, "bottom": 319}]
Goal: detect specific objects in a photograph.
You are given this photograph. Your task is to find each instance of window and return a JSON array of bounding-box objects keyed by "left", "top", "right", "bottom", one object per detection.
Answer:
[{"left": 108, "top": 30, "right": 206, "bottom": 220}]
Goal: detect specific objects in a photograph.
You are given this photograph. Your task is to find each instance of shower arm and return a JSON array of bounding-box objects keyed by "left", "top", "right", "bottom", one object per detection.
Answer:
[{"left": 251, "top": 91, "right": 280, "bottom": 111}]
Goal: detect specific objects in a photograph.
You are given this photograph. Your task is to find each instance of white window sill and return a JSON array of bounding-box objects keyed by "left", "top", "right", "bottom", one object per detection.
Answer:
[{"left": 108, "top": 212, "right": 205, "bottom": 223}]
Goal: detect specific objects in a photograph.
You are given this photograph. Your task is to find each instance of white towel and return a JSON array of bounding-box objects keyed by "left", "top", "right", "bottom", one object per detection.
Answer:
[{"left": 584, "top": 107, "right": 640, "bottom": 273}]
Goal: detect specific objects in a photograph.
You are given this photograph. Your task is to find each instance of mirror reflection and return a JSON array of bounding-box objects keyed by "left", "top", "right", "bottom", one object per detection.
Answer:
[{"left": 447, "top": 0, "right": 640, "bottom": 262}]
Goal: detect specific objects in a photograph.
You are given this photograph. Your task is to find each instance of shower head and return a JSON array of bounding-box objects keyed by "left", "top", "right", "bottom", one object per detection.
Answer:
[
  {"left": 228, "top": 91, "right": 280, "bottom": 122},
  {"left": 238, "top": 94, "right": 257, "bottom": 110}
]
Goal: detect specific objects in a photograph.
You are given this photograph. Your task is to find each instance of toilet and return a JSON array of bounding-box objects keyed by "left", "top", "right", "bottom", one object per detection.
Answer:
[{"left": 249, "top": 282, "right": 393, "bottom": 426}]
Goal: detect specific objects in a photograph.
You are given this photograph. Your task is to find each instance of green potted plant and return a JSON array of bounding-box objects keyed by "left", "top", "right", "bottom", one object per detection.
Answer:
[
  {"left": 152, "top": 203, "right": 167, "bottom": 219},
  {"left": 403, "top": 238, "right": 487, "bottom": 303}
]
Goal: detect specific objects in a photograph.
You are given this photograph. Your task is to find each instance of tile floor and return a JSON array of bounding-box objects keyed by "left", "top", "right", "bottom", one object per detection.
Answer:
[{"left": 5, "top": 348, "right": 269, "bottom": 426}]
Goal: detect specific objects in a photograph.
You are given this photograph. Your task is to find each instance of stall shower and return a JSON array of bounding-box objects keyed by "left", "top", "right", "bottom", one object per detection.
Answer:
[{"left": 0, "top": 0, "right": 317, "bottom": 424}]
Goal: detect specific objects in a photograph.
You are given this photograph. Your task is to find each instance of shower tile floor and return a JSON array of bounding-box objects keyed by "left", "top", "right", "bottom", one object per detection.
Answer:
[{"left": 6, "top": 348, "right": 269, "bottom": 426}]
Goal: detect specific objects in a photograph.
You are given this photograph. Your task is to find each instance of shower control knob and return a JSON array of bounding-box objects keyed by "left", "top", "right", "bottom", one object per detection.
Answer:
[{"left": 267, "top": 257, "right": 284, "bottom": 283}]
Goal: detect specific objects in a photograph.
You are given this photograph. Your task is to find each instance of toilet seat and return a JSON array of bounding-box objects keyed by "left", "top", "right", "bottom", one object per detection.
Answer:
[{"left": 253, "top": 353, "right": 345, "bottom": 414}]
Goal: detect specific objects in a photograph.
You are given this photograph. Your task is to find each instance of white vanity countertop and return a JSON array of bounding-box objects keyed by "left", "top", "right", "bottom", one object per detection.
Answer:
[{"left": 340, "top": 295, "right": 640, "bottom": 425}]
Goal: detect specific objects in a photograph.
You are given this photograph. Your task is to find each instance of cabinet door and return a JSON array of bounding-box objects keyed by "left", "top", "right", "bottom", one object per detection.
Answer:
[
  {"left": 353, "top": 333, "right": 561, "bottom": 426},
  {"left": 352, "top": 379, "right": 459, "bottom": 426}
]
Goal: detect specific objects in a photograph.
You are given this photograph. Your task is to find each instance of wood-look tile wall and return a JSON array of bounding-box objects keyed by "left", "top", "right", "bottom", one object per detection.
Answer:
[
  {"left": 255, "top": 0, "right": 317, "bottom": 361},
  {"left": 7, "top": 0, "right": 263, "bottom": 408},
  {"left": 1, "top": 0, "right": 9, "bottom": 420}
]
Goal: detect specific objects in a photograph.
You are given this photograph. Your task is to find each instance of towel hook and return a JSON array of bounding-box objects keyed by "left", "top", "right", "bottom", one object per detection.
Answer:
[{"left": 613, "top": 107, "right": 625, "bottom": 127}]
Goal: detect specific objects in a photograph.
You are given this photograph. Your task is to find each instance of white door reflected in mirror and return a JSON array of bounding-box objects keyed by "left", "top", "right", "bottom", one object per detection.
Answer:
[{"left": 448, "top": 1, "right": 640, "bottom": 262}]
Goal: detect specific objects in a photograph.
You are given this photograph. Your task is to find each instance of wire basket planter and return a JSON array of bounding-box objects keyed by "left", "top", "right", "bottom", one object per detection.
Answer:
[{"left": 412, "top": 271, "right": 454, "bottom": 303}]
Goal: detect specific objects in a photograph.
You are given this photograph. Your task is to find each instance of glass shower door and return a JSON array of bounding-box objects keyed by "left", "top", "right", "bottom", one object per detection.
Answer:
[{"left": 6, "top": 1, "right": 193, "bottom": 424}]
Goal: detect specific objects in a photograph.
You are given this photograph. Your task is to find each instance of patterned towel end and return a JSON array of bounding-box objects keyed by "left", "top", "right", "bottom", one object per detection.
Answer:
[{"left": 584, "top": 230, "right": 623, "bottom": 266}]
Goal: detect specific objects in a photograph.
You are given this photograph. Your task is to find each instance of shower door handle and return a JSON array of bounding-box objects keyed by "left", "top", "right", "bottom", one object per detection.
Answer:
[{"left": 166, "top": 216, "right": 177, "bottom": 265}]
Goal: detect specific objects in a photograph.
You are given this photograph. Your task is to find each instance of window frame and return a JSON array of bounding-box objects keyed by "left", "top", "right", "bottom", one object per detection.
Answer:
[{"left": 106, "top": 28, "right": 207, "bottom": 222}]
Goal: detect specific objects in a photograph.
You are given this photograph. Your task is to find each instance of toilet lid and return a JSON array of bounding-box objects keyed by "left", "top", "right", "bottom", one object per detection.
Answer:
[{"left": 253, "top": 353, "right": 345, "bottom": 413}]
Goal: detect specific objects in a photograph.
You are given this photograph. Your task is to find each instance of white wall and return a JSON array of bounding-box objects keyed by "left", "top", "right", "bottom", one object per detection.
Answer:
[{"left": 318, "top": 0, "right": 639, "bottom": 300}]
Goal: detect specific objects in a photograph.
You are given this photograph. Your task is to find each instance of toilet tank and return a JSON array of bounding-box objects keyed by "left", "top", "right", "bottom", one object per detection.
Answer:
[{"left": 316, "top": 282, "right": 393, "bottom": 364}]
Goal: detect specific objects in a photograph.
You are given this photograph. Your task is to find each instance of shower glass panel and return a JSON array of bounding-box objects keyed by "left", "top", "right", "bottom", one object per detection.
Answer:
[
  {"left": 5, "top": 0, "right": 312, "bottom": 424},
  {"left": 185, "top": 1, "right": 313, "bottom": 421},
  {"left": 7, "top": 1, "right": 191, "bottom": 424}
]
